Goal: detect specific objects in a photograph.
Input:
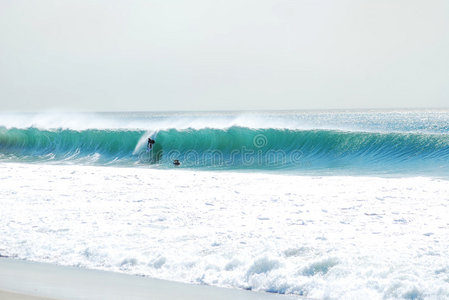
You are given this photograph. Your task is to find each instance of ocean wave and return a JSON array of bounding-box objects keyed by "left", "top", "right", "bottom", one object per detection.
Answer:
[{"left": 1, "top": 126, "right": 449, "bottom": 174}]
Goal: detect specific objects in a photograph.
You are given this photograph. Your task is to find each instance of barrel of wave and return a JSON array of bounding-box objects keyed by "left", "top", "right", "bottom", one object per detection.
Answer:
[{"left": 134, "top": 131, "right": 160, "bottom": 163}]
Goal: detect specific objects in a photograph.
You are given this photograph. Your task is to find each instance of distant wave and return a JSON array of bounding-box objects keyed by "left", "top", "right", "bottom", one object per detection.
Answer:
[{"left": 1, "top": 126, "right": 449, "bottom": 175}]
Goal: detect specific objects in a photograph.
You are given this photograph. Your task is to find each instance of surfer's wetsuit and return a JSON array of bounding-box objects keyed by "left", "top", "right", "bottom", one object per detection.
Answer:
[{"left": 147, "top": 138, "right": 155, "bottom": 149}]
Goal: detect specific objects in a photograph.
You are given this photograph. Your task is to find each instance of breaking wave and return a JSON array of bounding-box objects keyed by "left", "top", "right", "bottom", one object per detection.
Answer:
[{"left": 1, "top": 126, "right": 449, "bottom": 175}]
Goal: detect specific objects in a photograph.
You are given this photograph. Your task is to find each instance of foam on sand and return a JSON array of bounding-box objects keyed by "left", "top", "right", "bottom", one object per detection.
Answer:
[
  {"left": 0, "top": 258, "right": 295, "bottom": 300},
  {"left": 1, "top": 162, "right": 449, "bottom": 298}
]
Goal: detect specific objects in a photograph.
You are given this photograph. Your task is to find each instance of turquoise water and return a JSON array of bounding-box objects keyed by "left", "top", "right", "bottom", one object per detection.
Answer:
[{"left": 1, "top": 110, "right": 449, "bottom": 175}]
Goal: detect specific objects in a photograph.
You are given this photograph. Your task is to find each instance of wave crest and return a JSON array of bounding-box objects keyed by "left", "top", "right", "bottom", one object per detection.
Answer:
[{"left": 1, "top": 126, "right": 449, "bottom": 174}]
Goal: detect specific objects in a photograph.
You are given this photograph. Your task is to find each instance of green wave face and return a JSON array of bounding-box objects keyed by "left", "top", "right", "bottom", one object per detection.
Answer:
[
  {"left": 1, "top": 126, "right": 449, "bottom": 175},
  {"left": 0, "top": 127, "right": 144, "bottom": 164}
]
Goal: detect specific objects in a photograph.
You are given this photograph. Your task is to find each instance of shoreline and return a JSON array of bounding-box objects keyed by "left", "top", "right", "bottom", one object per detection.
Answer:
[{"left": 0, "top": 258, "right": 297, "bottom": 300}]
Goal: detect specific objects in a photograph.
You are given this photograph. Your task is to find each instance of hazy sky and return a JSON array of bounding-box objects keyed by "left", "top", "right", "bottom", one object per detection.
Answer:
[{"left": 0, "top": 0, "right": 448, "bottom": 111}]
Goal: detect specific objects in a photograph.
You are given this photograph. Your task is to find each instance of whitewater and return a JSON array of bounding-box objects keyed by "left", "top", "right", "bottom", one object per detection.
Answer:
[{"left": 1, "top": 110, "right": 449, "bottom": 299}]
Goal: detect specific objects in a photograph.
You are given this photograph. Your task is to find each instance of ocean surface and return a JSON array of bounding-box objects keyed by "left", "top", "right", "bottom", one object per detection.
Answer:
[
  {"left": 1, "top": 110, "right": 449, "bottom": 299},
  {"left": 1, "top": 110, "right": 449, "bottom": 176}
]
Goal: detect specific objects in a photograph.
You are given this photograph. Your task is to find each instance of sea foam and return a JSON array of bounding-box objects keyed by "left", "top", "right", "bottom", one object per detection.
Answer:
[{"left": 1, "top": 163, "right": 449, "bottom": 299}]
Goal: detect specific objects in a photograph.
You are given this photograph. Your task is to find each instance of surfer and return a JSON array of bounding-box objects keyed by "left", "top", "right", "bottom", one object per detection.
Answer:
[
  {"left": 147, "top": 137, "right": 155, "bottom": 150},
  {"left": 173, "top": 160, "right": 180, "bottom": 166}
]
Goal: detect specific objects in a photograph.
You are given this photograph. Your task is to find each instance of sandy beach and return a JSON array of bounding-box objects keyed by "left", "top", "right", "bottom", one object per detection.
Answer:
[
  {"left": 0, "top": 290, "right": 53, "bottom": 300},
  {"left": 0, "top": 257, "right": 296, "bottom": 300}
]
